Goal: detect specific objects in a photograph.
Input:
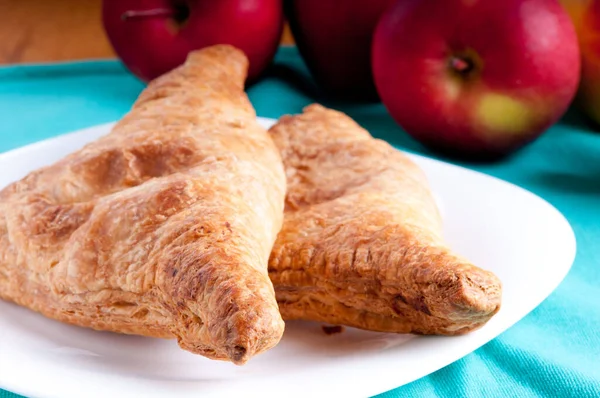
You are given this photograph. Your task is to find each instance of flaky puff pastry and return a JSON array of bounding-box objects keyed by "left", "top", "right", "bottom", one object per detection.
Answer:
[
  {"left": 0, "top": 45, "right": 286, "bottom": 364},
  {"left": 269, "top": 104, "right": 502, "bottom": 335}
]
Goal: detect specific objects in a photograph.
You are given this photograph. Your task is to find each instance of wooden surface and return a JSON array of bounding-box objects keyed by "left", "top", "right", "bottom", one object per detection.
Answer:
[{"left": 0, "top": 0, "right": 295, "bottom": 65}]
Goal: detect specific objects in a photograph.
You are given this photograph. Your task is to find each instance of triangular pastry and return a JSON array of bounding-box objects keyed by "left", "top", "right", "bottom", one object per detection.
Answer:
[
  {"left": 0, "top": 45, "right": 286, "bottom": 364},
  {"left": 268, "top": 104, "right": 502, "bottom": 335}
]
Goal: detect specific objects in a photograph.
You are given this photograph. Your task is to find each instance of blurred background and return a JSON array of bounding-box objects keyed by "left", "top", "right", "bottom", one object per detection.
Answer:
[{"left": 0, "top": 0, "right": 295, "bottom": 65}]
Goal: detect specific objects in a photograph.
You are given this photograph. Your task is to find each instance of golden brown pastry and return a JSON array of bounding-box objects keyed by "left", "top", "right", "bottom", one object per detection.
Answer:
[
  {"left": 0, "top": 45, "right": 286, "bottom": 365},
  {"left": 269, "top": 104, "right": 502, "bottom": 335}
]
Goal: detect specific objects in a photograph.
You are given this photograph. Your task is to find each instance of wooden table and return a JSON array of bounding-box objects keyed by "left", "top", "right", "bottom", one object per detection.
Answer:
[{"left": 0, "top": 0, "right": 294, "bottom": 65}]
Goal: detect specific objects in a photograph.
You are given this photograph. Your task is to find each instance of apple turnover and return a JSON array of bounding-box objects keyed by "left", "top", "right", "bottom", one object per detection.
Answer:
[
  {"left": 0, "top": 45, "right": 286, "bottom": 364},
  {"left": 269, "top": 104, "right": 502, "bottom": 335}
]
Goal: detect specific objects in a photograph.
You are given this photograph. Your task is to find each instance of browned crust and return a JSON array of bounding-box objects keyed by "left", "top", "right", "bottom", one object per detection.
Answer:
[
  {"left": 0, "top": 45, "right": 286, "bottom": 365},
  {"left": 322, "top": 325, "right": 344, "bottom": 335},
  {"left": 268, "top": 104, "right": 502, "bottom": 335}
]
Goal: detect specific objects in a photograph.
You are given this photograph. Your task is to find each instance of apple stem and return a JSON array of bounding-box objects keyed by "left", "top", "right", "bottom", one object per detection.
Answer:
[
  {"left": 121, "top": 8, "right": 175, "bottom": 21},
  {"left": 450, "top": 57, "right": 473, "bottom": 74}
]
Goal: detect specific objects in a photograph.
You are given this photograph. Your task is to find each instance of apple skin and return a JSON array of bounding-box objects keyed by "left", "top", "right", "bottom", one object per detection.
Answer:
[
  {"left": 560, "top": 0, "right": 600, "bottom": 126},
  {"left": 102, "top": 0, "right": 284, "bottom": 83},
  {"left": 372, "top": 0, "right": 581, "bottom": 159},
  {"left": 285, "top": 0, "right": 396, "bottom": 100}
]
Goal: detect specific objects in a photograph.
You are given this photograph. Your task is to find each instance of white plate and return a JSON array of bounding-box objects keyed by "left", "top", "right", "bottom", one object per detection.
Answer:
[{"left": 0, "top": 118, "right": 576, "bottom": 398}]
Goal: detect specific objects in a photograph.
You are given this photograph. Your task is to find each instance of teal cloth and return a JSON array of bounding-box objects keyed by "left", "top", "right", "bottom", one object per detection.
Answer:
[{"left": 1, "top": 47, "right": 599, "bottom": 398}]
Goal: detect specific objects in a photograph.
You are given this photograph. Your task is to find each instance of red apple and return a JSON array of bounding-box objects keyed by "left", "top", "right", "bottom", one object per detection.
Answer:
[
  {"left": 372, "top": 0, "right": 581, "bottom": 159},
  {"left": 102, "top": 0, "right": 284, "bottom": 83},
  {"left": 285, "top": 0, "right": 396, "bottom": 100},
  {"left": 560, "top": 0, "right": 600, "bottom": 126}
]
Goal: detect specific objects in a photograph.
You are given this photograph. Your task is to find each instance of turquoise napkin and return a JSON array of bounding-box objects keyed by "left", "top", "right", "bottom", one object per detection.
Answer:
[{"left": 1, "top": 46, "right": 599, "bottom": 398}]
